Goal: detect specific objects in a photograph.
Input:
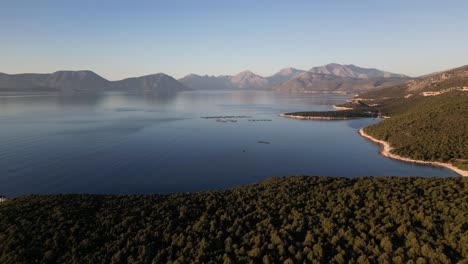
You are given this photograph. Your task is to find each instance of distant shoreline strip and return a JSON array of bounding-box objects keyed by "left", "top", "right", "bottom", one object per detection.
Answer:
[
  {"left": 332, "top": 105, "right": 353, "bottom": 110},
  {"left": 359, "top": 128, "right": 468, "bottom": 177},
  {"left": 279, "top": 114, "right": 350, "bottom": 120}
]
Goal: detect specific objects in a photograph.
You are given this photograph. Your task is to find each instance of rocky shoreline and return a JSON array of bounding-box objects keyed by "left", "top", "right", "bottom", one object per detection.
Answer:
[{"left": 359, "top": 128, "right": 468, "bottom": 177}]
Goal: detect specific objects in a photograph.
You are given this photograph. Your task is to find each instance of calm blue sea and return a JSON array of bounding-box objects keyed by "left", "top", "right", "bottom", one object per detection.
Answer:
[{"left": 0, "top": 91, "right": 457, "bottom": 196}]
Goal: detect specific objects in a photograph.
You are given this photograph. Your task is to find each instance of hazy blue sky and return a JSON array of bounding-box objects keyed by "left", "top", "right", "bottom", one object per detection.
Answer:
[{"left": 2, "top": 0, "right": 468, "bottom": 79}]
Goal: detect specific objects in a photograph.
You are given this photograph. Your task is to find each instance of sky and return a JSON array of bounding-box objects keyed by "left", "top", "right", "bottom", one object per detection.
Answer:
[{"left": 1, "top": 0, "right": 468, "bottom": 80}]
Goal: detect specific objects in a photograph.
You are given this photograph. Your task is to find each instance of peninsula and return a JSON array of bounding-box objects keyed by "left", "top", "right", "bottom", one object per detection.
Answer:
[{"left": 281, "top": 65, "right": 468, "bottom": 176}]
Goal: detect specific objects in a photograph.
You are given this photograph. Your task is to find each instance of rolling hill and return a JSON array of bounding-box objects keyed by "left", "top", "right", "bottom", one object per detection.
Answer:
[
  {"left": 309, "top": 63, "right": 408, "bottom": 78},
  {"left": 0, "top": 73, "right": 53, "bottom": 91},
  {"left": 363, "top": 91, "right": 468, "bottom": 168},
  {"left": 356, "top": 65, "right": 468, "bottom": 101},
  {"left": 346, "top": 65, "right": 468, "bottom": 171},
  {"left": 111, "top": 73, "right": 188, "bottom": 94}
]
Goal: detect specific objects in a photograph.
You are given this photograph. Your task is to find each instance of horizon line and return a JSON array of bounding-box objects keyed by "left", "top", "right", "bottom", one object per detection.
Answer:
[{"left": 2, "top": 63, "right": 467, "bottom": 81}]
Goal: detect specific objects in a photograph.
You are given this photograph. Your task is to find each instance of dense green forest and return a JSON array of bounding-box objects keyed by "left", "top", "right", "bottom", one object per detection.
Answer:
[
  {"left": 1, "top": 176, "right": 467, "bottom": 263},
  {"left": 364, "top": 91, "right": 468, "bottom": 169}
]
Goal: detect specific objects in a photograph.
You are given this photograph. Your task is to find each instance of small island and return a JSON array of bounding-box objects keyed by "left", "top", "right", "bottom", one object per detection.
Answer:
[{"left": 280, "top": 108, "right": 379, "bottom": 120}]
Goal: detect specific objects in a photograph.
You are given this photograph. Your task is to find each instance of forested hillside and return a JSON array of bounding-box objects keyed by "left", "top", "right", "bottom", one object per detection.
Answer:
[
  {"left": 363, "top": 91, "right": 468, "bottom": 170},
  {"left": 328, "top": 65, "right": 468, "bottom": 171},
  {"left": 1, "top": 176, "right": 467, "bottom": 263}
]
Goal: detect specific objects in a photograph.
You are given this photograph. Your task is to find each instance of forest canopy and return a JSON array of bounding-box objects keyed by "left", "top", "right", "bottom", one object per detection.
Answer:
[
  {"left": 364, "top": 91, "right": 468, "bottom": 169},
  {"left": 1, "top": 176, "right": 467, "bottom": 263}
]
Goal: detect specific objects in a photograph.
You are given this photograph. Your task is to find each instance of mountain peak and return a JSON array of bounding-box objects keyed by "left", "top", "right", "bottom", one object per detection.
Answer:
[
  {"left": 234, "top": 70, "right": 257, "bottom": 77},
  {"left": 230, "top": 70, "right": 268, "bottom": 89},
  {"left": 51, "top": 70, "right": 102, "bottom": 78},
  {"left": 185, "top": 73, "right": 201, "bottom": 78},
  {"left": 138, "top": 73, "right": 172, "bottom": 79},
  {"left": 278, "top": 67, "right": 302, "bottom": 75},
  {"left": 266, "top": 67, "right": 306, "bottom": 86}
]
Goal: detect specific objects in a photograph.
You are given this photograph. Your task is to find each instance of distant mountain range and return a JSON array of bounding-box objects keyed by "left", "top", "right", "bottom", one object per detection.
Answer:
[
  {"left": 0, "top": 71, "right": 188, "bottom": 94},
  {"left": 180, "top": 63, "right": 409, "bottom": 92},
  {"left": 179, "top": 70, "right": 272, "bottom": 90},
  {"left": 273, "top": 73, "right": 408, "bottom": 93},
  {"left": 0, "top": 63, "right": 411, "bottom": 93}
]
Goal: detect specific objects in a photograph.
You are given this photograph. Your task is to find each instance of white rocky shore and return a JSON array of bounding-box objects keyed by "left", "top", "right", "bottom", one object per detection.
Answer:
[{"left": 359, "top": 128, "right": 468, "bottom": 177}]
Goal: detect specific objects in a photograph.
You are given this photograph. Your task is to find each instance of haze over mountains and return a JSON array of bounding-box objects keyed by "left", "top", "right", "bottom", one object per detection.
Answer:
[
  {"left": 111, "top": 73, "right": 187, "bottom": 94},
  {"left": 230, "top": 70, "right": 269, "bottom": 89},
  {"left": 0, "top": 71, "right": 188, "bottom": 93},
  {"left": 180, "top": 63, "right": 410, "bottom": 92},
  {"left": 178, "top": 74, "right": 233, "bottom": 90},
  {"left": 45, "top": 71, "right": 109, "bottom": 92},
  {"left": 273, "top": 73, "right": 408, "bottom": 93},
  {"left": 265, "top": 67, "right": 306, "bottom": 86},
  {"left": 178, "top": 67, "right": 306, "bottom": 90},
  {"left": 1, "top": 63, "right": 411, "bottom": 93}
]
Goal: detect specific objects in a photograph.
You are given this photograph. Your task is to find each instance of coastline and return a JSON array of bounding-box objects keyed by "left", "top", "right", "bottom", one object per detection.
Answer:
[
  {"left": 359, "top": 128, "right": 468, "bottom": 177},
  {"left": 333, "top": 105, "right": 353, "bottom": 110},
  {"left": 279, "top": 114, "right": 350, "bottom": 120}
]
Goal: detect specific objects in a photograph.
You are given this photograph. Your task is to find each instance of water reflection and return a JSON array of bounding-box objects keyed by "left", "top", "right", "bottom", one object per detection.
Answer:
[{"left": 0, "top": 90, "right": 458, "bottom": 196}]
